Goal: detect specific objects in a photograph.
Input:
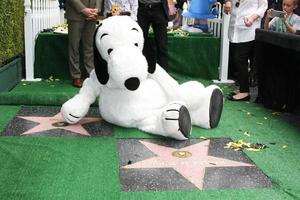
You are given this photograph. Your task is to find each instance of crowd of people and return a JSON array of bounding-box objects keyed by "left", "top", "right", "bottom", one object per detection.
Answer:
[{"left": 64, "top": 0, "right": 300, "bottom": 99}]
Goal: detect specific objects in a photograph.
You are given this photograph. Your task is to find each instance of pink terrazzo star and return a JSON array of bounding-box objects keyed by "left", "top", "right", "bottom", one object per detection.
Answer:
[
  {"left": 18, "top": 113, "right": 101, "bottom": 136},
  {"left": 122, "top": 140, "right": 254, "bottom": 189}
]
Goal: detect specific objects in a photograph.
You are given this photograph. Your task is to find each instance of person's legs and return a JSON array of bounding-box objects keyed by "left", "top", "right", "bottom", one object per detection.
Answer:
[
  {"left": 236, "top": 41, "right": 253, "bottom": 93},
  {"left": 151, "top": 5, "right": 168, "bottom": 70},
  {"left": 82, "top": 20, "right": 96, "bottom": 77},
  {"left": 68, "top": 20, "right": 84, "bottom": 80},
  {"left": 229, "top": 41, "right": 254, "bottom": 100},
  {"left": 248, "top": 41, "right": 257, "bottom": 87},
  {"left": 228, "top": 42, "right": 238, "bottom": 81},
  {"left": 137, "top": 5, "right": 156, "bottom": 73}
]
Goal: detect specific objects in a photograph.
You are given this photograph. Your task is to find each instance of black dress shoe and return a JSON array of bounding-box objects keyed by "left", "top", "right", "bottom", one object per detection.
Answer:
[{"left": 227, "top": 95, "right": 250, "bottom": 101}]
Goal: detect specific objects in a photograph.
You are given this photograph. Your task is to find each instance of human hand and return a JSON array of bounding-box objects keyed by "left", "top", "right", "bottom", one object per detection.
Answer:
[
  {"left": 266, "top": 9, "right": 273, "bottom": 19},
  {"left": 223, "top": 1, "right": 232, "bottom": 15},
  {"left": 244, "top": 16, "right": 254, "bottom": 27},
  {"left": 88, "top": 8, "right": 99, "bottom": 20},
  {"left": 168, "top": 3, "right": 177, "bottom": 16},
  {"left": 82, "top": 8, "right": 98, "bottom": 19},
  {"left": 282, "top": 11, "right": 288, "bottom": 21},
  {"left": 91, "top": 8, "right": 99, "bottom": 16}
]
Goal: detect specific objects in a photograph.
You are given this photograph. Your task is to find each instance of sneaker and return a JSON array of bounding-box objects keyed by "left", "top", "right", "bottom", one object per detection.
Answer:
[
  {"left": 181, "top": 24, "right": 191, "bottom": 32},
  {"left": 187, "top": 26, "right": 203, "bottom": 33}
]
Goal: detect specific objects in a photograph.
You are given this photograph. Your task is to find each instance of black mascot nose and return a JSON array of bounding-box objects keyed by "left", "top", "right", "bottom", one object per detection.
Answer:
[{"left": 124, "top": 77, "right": 140, "bottom": 91}]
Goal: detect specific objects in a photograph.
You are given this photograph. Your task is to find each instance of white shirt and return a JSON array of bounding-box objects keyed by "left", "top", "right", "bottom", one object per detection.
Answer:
[
  {"left": 228, "top": 0, "right": 268, "bottom": 43},
  {"left": 104, "top": 0, "right": 138, "bottom": 21}
]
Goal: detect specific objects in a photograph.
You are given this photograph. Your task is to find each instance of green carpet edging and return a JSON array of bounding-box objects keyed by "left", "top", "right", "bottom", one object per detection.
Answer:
[
  {"left": 0, "top": 80, "right": 97, "bottom": 107},
  {"left": 0, "top": 80, "right": 78, "bottom": 106},
  {"left": 0, "top": 72, "right": 230, "bottom": 107}
]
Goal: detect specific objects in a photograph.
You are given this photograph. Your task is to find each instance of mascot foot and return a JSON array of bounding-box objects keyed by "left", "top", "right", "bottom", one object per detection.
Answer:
[
  {"left": 162, "top": 102, "right": 192, "bottom": 140},
  {"left": 178, "top": 106, "right": 192, "bottom": 138},
  {"left": 209, "top": 88, "right": 223, "bottom": 128},
  {"left": 61, "top": 95, "right": 90, "bottom": 124}
]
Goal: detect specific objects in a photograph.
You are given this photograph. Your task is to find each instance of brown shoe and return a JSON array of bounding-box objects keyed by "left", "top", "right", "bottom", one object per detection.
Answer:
[{"left": 73, "top": 79, "right": 82, "bottom": 88}]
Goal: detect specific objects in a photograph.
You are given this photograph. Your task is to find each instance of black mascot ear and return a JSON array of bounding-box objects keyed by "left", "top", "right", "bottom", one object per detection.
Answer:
[{"left": 94, "top": 23, "right": 109, "bottom": 85}]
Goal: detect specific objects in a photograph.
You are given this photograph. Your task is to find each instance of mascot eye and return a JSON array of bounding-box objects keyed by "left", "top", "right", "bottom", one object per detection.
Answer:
[
  {"left": 132, "top": 28, "right": 138, "bottom": 32},
  {"left": 134, "top": 43, "right": 138, "bottom": 47},
  {"left": 107, "top": 48, "right": 113, "bottom": 55},
  {"left": 101, "top": 33, "right": 108, "bottom": 39}
]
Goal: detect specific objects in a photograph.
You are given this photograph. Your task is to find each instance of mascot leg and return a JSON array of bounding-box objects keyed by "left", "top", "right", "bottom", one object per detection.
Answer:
[
  {"left": 139, "top": 101, "right": 192, "bottom": 140},
  {"left": 179, "top": 81, "right": 223, "bottom": 129}
]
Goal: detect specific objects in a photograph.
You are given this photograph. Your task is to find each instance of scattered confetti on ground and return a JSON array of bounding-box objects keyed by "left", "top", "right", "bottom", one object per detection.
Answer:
[
  {"left": 225, "top": 140, "right": 267, "bottom": 152},
  {"left": 168, "top": 29, "right": 189, "bottom": 37}
]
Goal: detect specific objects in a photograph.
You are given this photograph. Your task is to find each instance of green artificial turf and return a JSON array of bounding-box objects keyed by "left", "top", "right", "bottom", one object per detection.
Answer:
[
  {"left": 0, "top": 74, "right": 299, "bottom": 200},
  {"left": 0, "top": 80, "right": 79, "bottom": 106}
]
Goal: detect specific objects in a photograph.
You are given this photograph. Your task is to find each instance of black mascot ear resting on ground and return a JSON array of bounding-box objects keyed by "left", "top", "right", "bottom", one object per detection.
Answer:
[
  {"left": 61, "top": 16, "right": 224, "bottom": 140},
  {"left": 93, "top": 23, "right": 109, "bottom": 85}
]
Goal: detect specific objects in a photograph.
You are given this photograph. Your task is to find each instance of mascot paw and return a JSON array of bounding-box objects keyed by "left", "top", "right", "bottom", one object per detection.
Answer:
[
  {"left": 162, "top": 102, "right": 192, "bottom": 140},
  {"left": 209, "top": 88, "right": 223, "bottom": 128},
  {"left": 61, "top": 96, "right": 89, "bottom": 124}
]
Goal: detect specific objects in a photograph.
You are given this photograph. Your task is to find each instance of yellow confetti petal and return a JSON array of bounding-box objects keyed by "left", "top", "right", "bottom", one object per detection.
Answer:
[
  {"left": 272, "top": 112, "right": 281, "bottom": 116},
  {"left": 247, "top": 148, "right": 261, "bottom": 152},
  {"left": 244, "top": 132, "right": 250, "bottom": 137}
]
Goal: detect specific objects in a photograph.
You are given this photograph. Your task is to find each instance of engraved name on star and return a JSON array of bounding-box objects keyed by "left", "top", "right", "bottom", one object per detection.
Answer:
[
  {"left": 122, "top": 140, "right": 253, "bottom": 189},
  {"left": 18, "top": 113, "right": 101, "bottom": 136}
]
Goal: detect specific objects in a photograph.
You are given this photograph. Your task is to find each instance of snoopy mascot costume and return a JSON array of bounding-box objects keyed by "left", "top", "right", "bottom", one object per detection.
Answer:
[{"left": 61, "top": 16, "right": 224, "bottom": 140}]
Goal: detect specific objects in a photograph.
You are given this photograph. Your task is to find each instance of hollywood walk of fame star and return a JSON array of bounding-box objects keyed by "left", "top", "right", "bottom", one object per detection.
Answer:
[
  {"left": 18, "top": 113, "right": 101, "bottom": 136},
  {"left": 122, "top": 140, "right": 254, "bottom": 189}
]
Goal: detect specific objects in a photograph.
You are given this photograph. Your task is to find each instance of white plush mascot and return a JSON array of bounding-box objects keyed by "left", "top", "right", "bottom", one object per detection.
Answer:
[{"left": 61, "top": 16, "right": 224, "bottom": 140}]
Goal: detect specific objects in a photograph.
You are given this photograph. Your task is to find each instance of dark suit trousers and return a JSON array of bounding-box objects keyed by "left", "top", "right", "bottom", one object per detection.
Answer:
[
  {"left": 68, "top": 19, "right": 96, "bottom": 79},
  {"left": 229, "top": 41, "right": 254, "bottom": 93},
  {"left": 137, "top": 2, "right": 168, "bottom": 70}
]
